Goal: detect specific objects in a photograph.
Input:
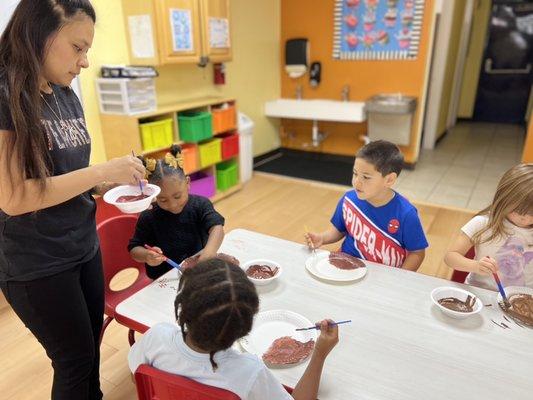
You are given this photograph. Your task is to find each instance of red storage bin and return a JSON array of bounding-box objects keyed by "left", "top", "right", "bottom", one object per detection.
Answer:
[{"left": 220, "top": 133, "right": 239, "bottom": 160}]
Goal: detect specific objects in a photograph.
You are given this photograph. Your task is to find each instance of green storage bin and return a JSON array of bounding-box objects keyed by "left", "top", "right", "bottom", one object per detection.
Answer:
[
  {"left": 178, "top": 112, "right": 213, "bottom": 142},
  {"left": 140, "top": 118, "right": 173, "bottom": 151},
  {"left": 199, "top": 138, "right": 222, "bottom": 168},
  {"left": 216, "top": 159, "right": 238, "bottom": 191}
]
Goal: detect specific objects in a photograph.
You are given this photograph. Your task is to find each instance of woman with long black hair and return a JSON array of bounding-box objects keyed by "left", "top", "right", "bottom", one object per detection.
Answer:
[{"left": 0, "top": 1, "right": 145, "bottom": 398}]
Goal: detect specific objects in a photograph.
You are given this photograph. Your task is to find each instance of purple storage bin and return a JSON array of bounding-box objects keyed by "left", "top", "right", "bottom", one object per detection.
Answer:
[{"left": 189, "top": 172, "right": 216, "bottom": 198}]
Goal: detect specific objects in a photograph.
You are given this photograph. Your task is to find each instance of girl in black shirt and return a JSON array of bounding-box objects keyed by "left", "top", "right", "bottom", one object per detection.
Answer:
[{"left": 129, "top": 145, "right": 225, "bottom": 279}]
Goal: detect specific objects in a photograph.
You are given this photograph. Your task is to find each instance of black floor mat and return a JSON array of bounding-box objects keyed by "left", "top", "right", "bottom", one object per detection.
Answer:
[{"left": 254, "top": 148, "right": 354, "bottom": 186}]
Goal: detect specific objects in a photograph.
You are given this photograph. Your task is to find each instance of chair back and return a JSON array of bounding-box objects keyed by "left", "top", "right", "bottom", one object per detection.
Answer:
[
  {"left": 134, "top": 364, "right": 241, "bottom": 400},
  {"left": 96, "top": 214, "right": 150, "bottom": 316},
  {"left": 450, "top": 247, "right": 475, "bottom": 283}
]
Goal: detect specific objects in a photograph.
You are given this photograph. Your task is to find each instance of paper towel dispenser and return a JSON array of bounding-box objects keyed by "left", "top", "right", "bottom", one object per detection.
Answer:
[{"left": 285, "top": 38, "right": 309, "bottom": 78}]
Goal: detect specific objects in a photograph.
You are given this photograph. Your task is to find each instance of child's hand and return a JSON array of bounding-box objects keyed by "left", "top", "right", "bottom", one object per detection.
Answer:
[
  {"left": 473, "top": 256, "right": 498, "bottom": 276},
  {"left": 305, "top": 232, "right": 323, "bottom": 250},
  {"left": 198, "top": 251, "right": 215, "bottom": 263},
  {"left": 313, "top": 319, "right": 339, "bottom": 359},
  {"left": 145, "top": 246, "right": 165, "bottom": 266}
]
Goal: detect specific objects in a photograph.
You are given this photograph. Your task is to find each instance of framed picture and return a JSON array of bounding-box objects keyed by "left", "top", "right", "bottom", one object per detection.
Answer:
[{"left": 333, "top": 0, "right": 425, "bottom": 60}]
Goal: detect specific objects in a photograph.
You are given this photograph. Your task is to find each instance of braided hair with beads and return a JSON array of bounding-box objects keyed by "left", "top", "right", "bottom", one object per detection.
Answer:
[
  {"left": 174, "top": 258, "right": 259, "bottom": 371},
  {"left": 138, "top": 144, "right": 186, "bottom": 184}
]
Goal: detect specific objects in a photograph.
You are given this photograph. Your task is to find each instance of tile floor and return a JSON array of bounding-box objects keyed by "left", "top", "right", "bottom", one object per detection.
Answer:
[{"left": 395, "top": 122, "right": 525, "bottom": 210}]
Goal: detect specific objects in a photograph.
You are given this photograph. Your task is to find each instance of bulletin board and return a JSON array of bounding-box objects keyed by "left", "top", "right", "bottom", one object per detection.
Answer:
[{"left": 333, "top": 0, "right": 425, "bottom": 60}]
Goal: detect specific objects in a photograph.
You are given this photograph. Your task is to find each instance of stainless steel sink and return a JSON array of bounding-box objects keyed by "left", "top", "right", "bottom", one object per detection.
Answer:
[{"left": 365, "top": 94, "right": 417, "bottom": 114}]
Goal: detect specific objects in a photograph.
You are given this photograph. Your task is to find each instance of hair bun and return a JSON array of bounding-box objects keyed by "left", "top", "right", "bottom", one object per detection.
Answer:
[
  {"left": 145, "top": 158, "right": 157, "bottom": 172},
  {"left": 170, "top": 144, "right": 182, "bottom": 157}
]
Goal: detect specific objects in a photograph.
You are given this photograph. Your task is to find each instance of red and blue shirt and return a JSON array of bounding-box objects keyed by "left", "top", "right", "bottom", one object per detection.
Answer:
[{"left": 331, "top": 190, "right": 428, "bottom": 267}]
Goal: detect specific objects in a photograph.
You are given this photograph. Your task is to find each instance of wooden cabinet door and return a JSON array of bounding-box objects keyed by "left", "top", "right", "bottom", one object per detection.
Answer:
[
  {"left": 199, "top": 0, "right": 232, "bottom": 63},
  {"left": 155, "top": 0, "right": 203, "bottom": 64},
  {"left": 122, "top": 0, "right": 161, "bottom": 65}
]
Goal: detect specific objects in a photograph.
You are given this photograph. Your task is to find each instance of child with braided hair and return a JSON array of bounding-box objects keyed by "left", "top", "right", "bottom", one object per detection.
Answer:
[
  {"left": 128, "top": 144, "right": 225, "bottom": 279},
  {"left": 128, "top": 258, "right": 339, "bottom": 400}
]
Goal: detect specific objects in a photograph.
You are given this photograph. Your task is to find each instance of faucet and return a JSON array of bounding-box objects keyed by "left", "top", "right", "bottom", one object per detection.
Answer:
[
  {"left": 295, "top": 84, "right": 303, "bottom": 100},
  {"left": 341, "top": 85, "right": 350, "bottom": 102}
]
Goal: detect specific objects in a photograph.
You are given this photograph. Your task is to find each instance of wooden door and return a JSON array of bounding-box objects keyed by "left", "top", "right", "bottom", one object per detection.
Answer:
[
  {"left": 199, "top": 0, "right": 232, "bottom": 63},
  {"left": 155, "top": 0, "right": 203, "bottom": 64},
  {"left": 122, "top": 0, "right": 161, "bottom": 65}
]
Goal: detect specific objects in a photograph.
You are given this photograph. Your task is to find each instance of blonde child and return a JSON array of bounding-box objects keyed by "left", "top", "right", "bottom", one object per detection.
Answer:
[
  {"left": 128, "top": 258, "right": 339, "bottom": 400},
  {"left": 128, "top": 145, "right": 225, "bottom": 279},
  {"left": 445, "top": 163, "right": 533, "bottom": 290},
  {"left": 306, "top": 140, "right": 428, "bottom": 271}
]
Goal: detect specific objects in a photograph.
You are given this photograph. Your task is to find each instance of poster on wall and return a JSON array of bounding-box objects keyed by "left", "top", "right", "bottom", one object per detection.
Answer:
[
  {"left": 209, "top": 18, "right": 230, "bottom": 48},
  {"left": 128, "top": 15, "right": 155, "bottom": 58},
  {"left": 333, "top": 0, "right": 425, "bottom": 61},
  {"left": 170, "top": 9, "right": 193, "bottom": 52}
]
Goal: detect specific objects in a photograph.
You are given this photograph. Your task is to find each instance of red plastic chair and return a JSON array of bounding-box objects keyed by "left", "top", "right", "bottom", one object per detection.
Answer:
[
  {"left": 450, "top": 247, "right": 476, "bottom": 283},
  {"left": 97, "top": 214, "right": 151, "bottom": 345},
  {"left": 134, "top": 364, "right": 241, "bottom": 400}
]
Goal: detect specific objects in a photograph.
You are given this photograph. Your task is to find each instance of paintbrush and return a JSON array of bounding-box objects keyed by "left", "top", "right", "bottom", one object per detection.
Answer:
[
  {"left": 304, "top": 224, "right": 317, "bottom": 254},
  {"left": 144, "top": 244, "right": 181, "bottom": 271},
  {"left": 296, "top": 320, "right": 351, "bottom": 331}
]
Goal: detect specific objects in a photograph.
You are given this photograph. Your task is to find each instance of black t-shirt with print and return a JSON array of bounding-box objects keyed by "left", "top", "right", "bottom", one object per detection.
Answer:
[
  {"left": 0, "top": 79, "right": 98, "bottom": 282},
  {"left": 128, "top": 195, "right": 225, "bottom": 279}
]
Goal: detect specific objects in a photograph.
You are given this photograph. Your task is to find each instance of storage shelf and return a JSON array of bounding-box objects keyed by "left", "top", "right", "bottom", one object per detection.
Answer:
[
  {"left": 213, "top": 128, "right": 238, "bottom": 136},
  {"left": 136, "top": 96, "right": 235, "bottom": 119},
  {"left": 141, "top": 143, "right": 184, "bottom": 156},
  {"left": 100, "top": 96, "right": 241, "bottom": 202}
]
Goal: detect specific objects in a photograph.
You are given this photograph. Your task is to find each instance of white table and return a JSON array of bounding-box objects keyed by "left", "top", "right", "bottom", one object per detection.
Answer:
[{"left": 116, "top": 229, "right": 533, "bottom": 400}]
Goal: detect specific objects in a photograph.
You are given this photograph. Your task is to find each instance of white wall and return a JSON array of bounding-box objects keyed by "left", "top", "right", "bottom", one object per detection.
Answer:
[
  {"left": 446, "top": 0, "right": 475, "bottom": 129},
  {"left": 0, "top": 0, "right": 20, "bottom": 33},
  {"left": 422, "top": 0, "right": 453, "bottom": 150}
]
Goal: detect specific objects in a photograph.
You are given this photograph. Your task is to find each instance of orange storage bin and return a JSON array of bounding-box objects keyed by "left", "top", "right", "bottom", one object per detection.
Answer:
[
  {"left": 212, "top": 104, "right": 237, "bottom": 134},
  {"left": 180, "top": 143, "right": 198, "bottom": 174}
]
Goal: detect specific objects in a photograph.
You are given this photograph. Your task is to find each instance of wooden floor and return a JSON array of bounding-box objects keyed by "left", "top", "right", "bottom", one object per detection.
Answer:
[{"left": 0, "top": 173, "right": 474, "bottom": 399}]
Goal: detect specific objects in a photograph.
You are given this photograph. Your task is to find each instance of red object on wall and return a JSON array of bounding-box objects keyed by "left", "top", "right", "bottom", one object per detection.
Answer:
[
  {"left": 214, "top": 63, "right": 225, "bottom": 85},
  {"left": 220, "top": 133, "right": 239, "bottom": 159}
]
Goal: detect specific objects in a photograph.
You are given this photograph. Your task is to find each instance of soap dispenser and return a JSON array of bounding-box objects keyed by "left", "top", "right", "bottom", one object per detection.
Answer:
[
  {"left": 285, "top": 38, "right": 309, "bottom": 78},
  {"left": 309, "top": 62, "right": 321, "bottom": 87}
]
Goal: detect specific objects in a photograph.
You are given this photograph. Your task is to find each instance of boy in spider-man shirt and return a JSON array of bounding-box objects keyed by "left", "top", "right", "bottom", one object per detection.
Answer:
[{"left": 306, "top": 140, "right": 428, "bottom": 271}]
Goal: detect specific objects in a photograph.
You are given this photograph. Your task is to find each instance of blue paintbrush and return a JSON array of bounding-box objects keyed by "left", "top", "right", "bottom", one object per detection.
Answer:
[
  {"left": 493, "top": 273, "right": 511, "bottom": 308},
  {"left": 295, "top": 320, "right": 351, "bottom": 331},
  {"left": 144, "top": 245, "right": 181, "bottom": 271}
]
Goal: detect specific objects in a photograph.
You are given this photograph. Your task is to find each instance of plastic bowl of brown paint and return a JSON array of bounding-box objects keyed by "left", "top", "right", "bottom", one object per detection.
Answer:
[
  {"left": 431, "top": 286, "right": 483, "bottom": 319},
  {"left": 242, "top": 259, "right": 282, "bottom": 286},
  {"left": 103, "top": 184, "right": 161, "bottom": 214}
]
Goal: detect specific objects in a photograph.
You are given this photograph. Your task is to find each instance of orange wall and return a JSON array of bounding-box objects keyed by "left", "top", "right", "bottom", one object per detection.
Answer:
[
  {"left": 281, "top": 0, "right": 435, "bottom": 163},
  {"left": 523, "top": 117, "right": 533, "bottom": 162}
]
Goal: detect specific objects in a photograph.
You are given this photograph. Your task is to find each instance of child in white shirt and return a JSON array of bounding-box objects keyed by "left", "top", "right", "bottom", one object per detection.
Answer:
[
  {"left": 445, "top": 163, "right": 533, "bottom": 290},
  {"left": 128, "top": 258, "right": 339, "bottom": 400}
]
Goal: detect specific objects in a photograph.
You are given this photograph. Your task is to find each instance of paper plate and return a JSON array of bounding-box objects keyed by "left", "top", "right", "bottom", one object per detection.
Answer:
[
  {"left": 239, "top": 310, "right": 317, "bottom": 366},
  {"left": 497, "top": 286, "right": 533, "bottom": 328},
  {"left": 305, "top": 252, "right": 367, "bottom": 282}
]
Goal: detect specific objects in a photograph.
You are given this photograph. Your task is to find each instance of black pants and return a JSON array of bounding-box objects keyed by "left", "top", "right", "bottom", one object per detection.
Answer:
[{"left": 0, "top": 250, "right": 104, "bottom": 400}]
